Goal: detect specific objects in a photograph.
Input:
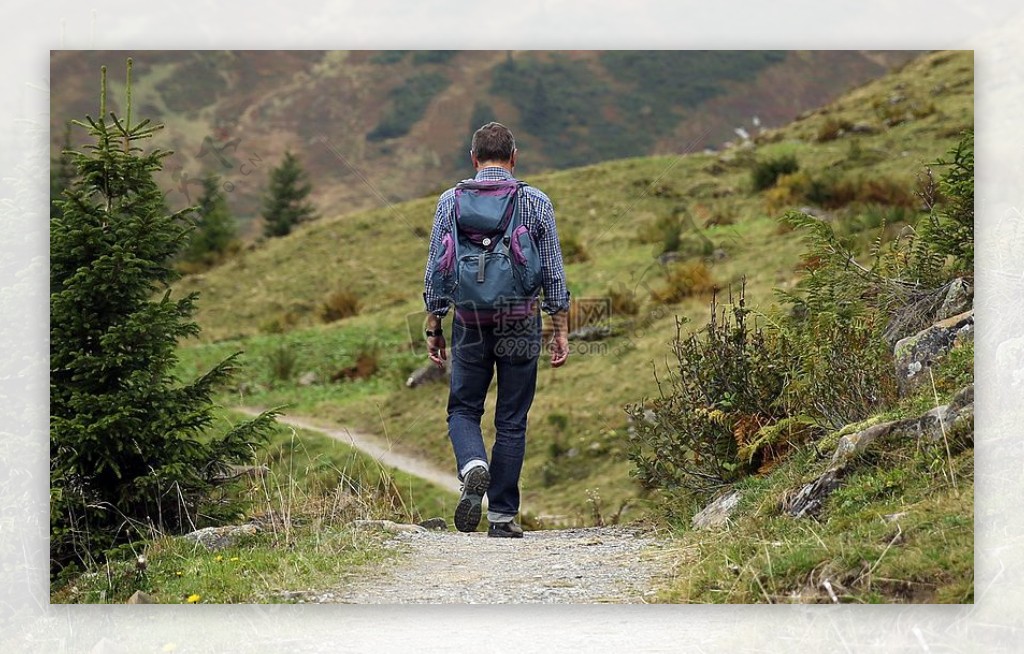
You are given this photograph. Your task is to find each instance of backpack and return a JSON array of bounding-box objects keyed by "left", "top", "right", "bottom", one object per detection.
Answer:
[{"left": 430, "top": 178, "right": 543, "bottom": 321}]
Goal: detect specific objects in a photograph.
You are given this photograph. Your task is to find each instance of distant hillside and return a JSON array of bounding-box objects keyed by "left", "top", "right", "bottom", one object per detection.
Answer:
[{"left": 50, "top": 50, "right": 919, "bottom": 237}]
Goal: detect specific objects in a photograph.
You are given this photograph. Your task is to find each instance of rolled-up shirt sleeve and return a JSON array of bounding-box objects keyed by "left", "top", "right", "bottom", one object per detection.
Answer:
[
  {"left": 534, "top": 195, "right": 571, "bottom": 315},
  {"left": 422, "top": 194, "right": 453, "bottom": 316}
]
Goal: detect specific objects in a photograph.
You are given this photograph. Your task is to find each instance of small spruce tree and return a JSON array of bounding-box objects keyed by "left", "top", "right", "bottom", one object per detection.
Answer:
[
  {"left": 50, "top": 61, "right": 276, "bottom": 575},
  {"left": 261, "top": 151, "right": 316, "bottom": 238},
  {"left": 180, "top": 174, "right": 238, "bottom": 269}
]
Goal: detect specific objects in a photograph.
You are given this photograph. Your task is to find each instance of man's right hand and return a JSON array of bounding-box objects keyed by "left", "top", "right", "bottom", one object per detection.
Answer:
[
  {"left": 427, "top": 334, "right": 447, "bottom": 368},
  {"left": 549, "top": 331, "right": 569, "bottom": 368}
]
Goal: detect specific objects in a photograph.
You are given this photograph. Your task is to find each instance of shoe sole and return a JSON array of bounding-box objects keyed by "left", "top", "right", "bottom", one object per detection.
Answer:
[
  {"left": 487, "top": 528, "right": 523, "bottom": 539},
  {"left": 454, "top": 468, "right": 490, "bottom": 533}
]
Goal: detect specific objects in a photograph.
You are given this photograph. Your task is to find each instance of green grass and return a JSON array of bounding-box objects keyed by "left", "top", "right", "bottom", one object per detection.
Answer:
[
  {"left": 654, "top": 445, "right": 972, "bottom": 603},
  {"left": 50, "top": 519, "right": 395, "bottom": 604}
]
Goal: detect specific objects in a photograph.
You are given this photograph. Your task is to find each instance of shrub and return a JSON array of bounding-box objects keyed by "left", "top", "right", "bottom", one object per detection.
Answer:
[
  {"left": 267, "top": 344, "right": 298, "bottom": 382},
  {"left": 659, "top": 215, "right": 682, "bottom": 254},
  {"left": 331, "top": 348, "right": 380, "bottom": 382},
  {"left": 816, "top": 116, "right": 854, "bottom": 142},
  {"left": 781, "top": 310, "right": 900, "bottom": 429},
  {"left": 764, "top": 171, "right": 811, "bottom": 213},
  {"left": 568, "top": 297, "right": 612, "bottom": 332},
  {"left": 607, "top": 283, "right": 640, "bottom": 317},
  {"left": 560, "top": 232, "right": 589, "bottom": 263},
  {"left": 913, "top": 130, "right": 974, "bottom": 280},
  {"left": 626, "top": 285, "right": 791, "bottom": 495},
  {"left": 260, "top": 311, "right": 301, "bottom": 334},
  {"left": 751, "top": 154, "right": 799, "bottom": 191},
  {"left": 651, "top": 262, "right": 716, "bottom": 304},
  {"left": 319, "top": 289, "right": 361, "bottom": 323}
]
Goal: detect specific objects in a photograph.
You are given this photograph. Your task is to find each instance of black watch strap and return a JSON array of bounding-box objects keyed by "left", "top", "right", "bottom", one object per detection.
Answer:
[{"left": 425, "top": 328, "right": 443, "bottom": 338}]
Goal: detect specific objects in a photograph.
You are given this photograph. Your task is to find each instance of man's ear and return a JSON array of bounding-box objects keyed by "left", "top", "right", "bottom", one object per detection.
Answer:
[
  {"left": 470, "top": 151, "right": 480, "bottom": 169},
  {"left": 510, "top": 149, "right": 517, "bottom": 169}
]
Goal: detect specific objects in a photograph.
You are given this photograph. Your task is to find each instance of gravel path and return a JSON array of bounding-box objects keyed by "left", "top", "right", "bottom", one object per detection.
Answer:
[{"left": 306, "top": 526, "right": 670, "bottom": 604}]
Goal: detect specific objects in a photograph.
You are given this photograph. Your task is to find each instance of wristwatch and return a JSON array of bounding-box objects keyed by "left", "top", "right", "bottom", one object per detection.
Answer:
[{"left": 425, "top": 328, "right": 443, "bottom": 338}]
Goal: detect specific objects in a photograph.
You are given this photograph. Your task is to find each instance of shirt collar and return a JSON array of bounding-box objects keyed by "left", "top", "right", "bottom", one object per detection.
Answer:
[{"left": 474, "top": 166, "right": 514, "bottom": 181}]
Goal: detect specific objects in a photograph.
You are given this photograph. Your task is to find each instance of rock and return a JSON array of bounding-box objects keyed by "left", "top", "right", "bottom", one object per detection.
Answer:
[
  {"left": 848, "top": 122, "right": 877, "bottom": 134},
  {"left": 832, "top": 421, "right": 897, "bottom": 466},
  {"left": 691, "top": 490, "right": 741, "bottom": 530},
  {"left": 569, "top": 325, "right": 613, "bottom": 342},
  {"left": 710, "top": 248, "right": 728, "bottom": 261},
  {"left": 126, "top": 590, "right": 157, "bottom": 604},
  {"left": 935, "top": 278, "right": 973, "bottom": 321},
  {"left": 893, "top": 309, "right": 973, "bottom": 392},
  {"left": 782, "top": 468, "right": 845, "bottom": 518},
  {"left": 351, "top": 519, "right": 427, "bottom": 534},
  {"left": 418, "top": 517, "right": 447, "bottom": 531},
  {"left": 182, "top": 523, "right": 260, "bottom": 551},
  {"left": 406, "top": 360, "right": 449, "bottom": 388},
  {"left": 297, "top": 371, "right": 318, "bottom": 386}
]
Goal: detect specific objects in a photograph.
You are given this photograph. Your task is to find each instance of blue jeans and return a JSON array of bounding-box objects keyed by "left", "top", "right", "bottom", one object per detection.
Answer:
[{"left": 447, "top": 315, "right": 541, "bottom": 522}]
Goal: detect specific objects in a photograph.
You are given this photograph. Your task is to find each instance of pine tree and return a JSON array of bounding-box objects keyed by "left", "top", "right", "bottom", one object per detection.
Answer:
[
  {"left": 261, "top": 151, "right": 316, "bottom": 238},
  {"left": 49, "top": 61, "right": 277, "bottom": 574},
  {"left": 180, "top": 174, "right": 238, "bottom": 269}
]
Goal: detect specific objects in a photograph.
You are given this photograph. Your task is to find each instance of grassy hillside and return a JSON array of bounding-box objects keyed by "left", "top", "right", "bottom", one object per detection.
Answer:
[
  {"left": 171, "top": 50, "right": 972, "bottom": 533},
  {"left": 51, "top": 50, "right": 918, "bottom": 237}
]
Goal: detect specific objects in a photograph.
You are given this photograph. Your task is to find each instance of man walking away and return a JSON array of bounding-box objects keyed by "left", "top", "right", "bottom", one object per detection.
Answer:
[{"left": 422, "top": 122, "right": 570, "bottom": 538}]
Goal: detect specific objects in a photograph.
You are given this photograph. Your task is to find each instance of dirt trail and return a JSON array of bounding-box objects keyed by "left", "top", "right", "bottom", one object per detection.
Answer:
[
  {"left": 236, "top": 408, "right": 676, "bottom": 603},
  {"left": 234, "top": 407, "right": 460, "bottom": 494}
]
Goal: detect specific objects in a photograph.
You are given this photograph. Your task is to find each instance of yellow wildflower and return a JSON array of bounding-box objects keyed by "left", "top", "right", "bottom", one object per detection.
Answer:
[{"left": 187, "top": 594, "right": 201, "bottom": 604}]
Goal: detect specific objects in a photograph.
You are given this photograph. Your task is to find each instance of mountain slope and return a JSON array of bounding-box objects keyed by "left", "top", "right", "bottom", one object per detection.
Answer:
[{"left": 50, "top": 50, "right": 919, "bottom": 236}]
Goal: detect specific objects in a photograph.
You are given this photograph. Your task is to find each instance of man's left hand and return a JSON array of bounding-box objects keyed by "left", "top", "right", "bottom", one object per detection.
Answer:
[{"left": 427, "top": 334, "right": 447, "bottom": 368}]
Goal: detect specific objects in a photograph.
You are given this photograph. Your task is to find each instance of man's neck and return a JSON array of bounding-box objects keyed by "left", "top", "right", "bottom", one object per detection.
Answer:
[{"left": 475, "top": 161, "right": 513, "bottom": 173}]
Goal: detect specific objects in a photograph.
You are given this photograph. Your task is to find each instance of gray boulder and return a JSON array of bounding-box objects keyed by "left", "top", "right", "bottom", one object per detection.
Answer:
[
  {"left": 406, "top": 360, "right": 450, "bottom": 388},
  {"left": 935, "top": 278, "right": 973, "bottom": 321},
  {"left": 182, "top": 523, "right": 260, "bottom": 551},
  {"left": 692, "top": 490, "right": 741, "bottom": 530},
  {"left": 894, "top": 309, "right": 973, "bottom": 392},
  {"left": 351, "top": 519, "right": 427, "bottom": 534}
]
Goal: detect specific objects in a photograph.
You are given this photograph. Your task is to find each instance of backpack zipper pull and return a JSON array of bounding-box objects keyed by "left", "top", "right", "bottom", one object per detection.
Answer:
[{"left": 477, "top": 253, "right": 486, "bottom": 283}]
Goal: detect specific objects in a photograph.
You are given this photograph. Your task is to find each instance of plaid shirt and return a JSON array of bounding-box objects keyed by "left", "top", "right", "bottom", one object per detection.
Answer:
[{"left": 423, "top": 166, "right": 570, "bottom": 316}]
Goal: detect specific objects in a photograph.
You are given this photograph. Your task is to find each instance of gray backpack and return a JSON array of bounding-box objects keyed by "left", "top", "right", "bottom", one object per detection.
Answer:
[{"left": 430, "top": 178, "right": 542, "bottom": 323}]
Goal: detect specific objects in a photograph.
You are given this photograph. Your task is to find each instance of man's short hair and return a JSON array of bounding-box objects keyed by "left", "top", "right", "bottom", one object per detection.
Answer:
[{"left": 471, "top": 122, "right": 516, "bottom": 163}]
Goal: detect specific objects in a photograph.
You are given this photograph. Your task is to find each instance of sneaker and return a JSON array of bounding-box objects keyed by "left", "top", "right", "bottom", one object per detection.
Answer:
[
  {"left": 454, "top": 466, "right": 490, "bottom": 533},
  {"left": 487, "top": 520, "right": 524, "bottom": 539}
]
